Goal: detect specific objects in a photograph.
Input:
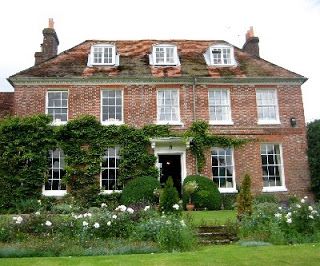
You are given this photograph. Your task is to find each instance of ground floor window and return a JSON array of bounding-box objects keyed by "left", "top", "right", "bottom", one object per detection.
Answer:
[
  {"left": 101, "top": 147, "right": 121, "bottom": 191},
  {"left": 260, "top": 143, "right": 284, "bottom": 190},
  {"left": 45, "top": 149, "right": 66, "bottom": 191},
  {"left": 211, "top": 147, "right": 236, "bottom": 192}
]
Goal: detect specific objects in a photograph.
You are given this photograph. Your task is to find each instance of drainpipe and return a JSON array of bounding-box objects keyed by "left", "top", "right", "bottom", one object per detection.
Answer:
[{"left": 192, "top": 76, "right": 198, "bottom": 175}]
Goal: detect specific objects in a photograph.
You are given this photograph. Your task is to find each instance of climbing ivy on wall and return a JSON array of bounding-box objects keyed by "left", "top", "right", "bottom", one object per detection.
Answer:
[
  {"left": 0, "top": 115, "right": 56, "bottom": 210},
  {"left": 0, "top": 115, "right": 247, "bottom": 209},
  {"left": 184, "top": 120, "right": 248, "bottom": 172}
]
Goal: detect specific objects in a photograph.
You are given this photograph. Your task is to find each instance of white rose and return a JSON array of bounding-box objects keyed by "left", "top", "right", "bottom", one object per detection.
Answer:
[{"left": 45, "top": 220, "right": 52, "bottom": 227}]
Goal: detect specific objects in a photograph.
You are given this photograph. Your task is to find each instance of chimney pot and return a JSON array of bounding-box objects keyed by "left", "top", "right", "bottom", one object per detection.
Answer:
[{"left": 48, "top": 18, "right": 54, "bottom": 29}]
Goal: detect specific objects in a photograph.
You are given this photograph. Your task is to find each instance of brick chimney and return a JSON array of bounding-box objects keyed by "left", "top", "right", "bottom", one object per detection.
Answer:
[
  {"left": 34, "top": 18, "right": 59, "bottom": 65},
  {"left": 242, "top": 26, "right": 259, "bottom": 57}
]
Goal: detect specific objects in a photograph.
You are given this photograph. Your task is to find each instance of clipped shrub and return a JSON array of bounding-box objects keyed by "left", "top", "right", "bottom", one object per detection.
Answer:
[
  {"left": 121, "top": 176, "right": 160, "bottom": 205},
  {"left": 159, "top": 177, "right": 180, "bottom": 214},
  {"left": 237, "top": 174, "right": 253, "bottom": 220},
  {"left": 182, "top": 175, "right": 221, "bottom": 210},
  {"left": 254, "top": 194, "right": 279, "bottom": 205},
  {"left": 221, "top": 193, "right": 237, "bottom": 210}
]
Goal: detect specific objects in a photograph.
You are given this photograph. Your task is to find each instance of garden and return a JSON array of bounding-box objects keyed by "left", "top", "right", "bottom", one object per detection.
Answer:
[{"left": 0, "top": 115, "right": 320, "bottom": 264}]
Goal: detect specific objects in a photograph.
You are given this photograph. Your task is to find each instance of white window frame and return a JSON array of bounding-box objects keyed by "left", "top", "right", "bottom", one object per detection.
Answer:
[
  {"left": 100, "top": 147, "right": 121, "bottom": 193},
  {"left": 46, "top": 91, "right": 68, "bottom": 125},
  {"left": 100, "top": 89, "right": 124, "bottom": 125},
  {"left": 204, "top": 44, "right": 236, "bottom": 66},
  {"left": 43, "top": 149, "right": 67, "bottom": 197},
  {"left": 256, "top": 89, "right": 280, "bottom": 125},
  {"left": 208, "top": 89, "right": 233, "bottom": 125},
  {"left": 260, "top": 143, "right": 287, "bottom": 192},
  {"left": 150, "top": 44, "right": 180, "bottom": 66},
  {"left": 157, "top": 89, "right": 182, "bottom": 125},
  {"left": 211, "top": 147, "right": 237, "bottom": 193},
  {"left": 87, "top": 44, "right": 119, "bottom": 66}
]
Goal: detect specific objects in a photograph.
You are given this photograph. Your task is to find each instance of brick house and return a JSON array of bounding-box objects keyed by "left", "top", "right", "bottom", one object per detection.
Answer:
[{"left": 3, "top": 20, "right": 311, "bottom": 198}]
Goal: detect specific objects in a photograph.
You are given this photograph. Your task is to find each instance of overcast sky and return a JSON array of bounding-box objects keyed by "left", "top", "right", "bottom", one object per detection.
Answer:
[{"left": 0, "top": 0, "right": 319, "bottom": 122}]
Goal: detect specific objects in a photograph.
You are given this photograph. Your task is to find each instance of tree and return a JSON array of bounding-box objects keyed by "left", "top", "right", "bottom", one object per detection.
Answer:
[
  {"left": 307, "top": 120, "right": 320, "bottom": 199},
  {"left": 237, "top": 174, "right": 253, "bottom": 220}
]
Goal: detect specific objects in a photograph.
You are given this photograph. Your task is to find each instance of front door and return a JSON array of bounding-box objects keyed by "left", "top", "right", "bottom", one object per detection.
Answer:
[{"left": 158, "top": 155, "right": 182, "bottom": 195}]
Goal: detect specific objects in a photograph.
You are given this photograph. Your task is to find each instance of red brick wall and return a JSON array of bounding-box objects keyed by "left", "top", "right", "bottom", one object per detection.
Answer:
[
  {"left": 13, "top": 83, "right": 311, "bottom": 197},
  {"left": 0, "top": 92, "right": 14, "bottom": 118}
]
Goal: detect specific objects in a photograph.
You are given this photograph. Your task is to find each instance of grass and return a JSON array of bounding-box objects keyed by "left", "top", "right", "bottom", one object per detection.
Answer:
[
  {"left": 1, "top": 243, "right": 319, "bottom": 266},
  {"left": 183, "top": 210, "right": 236, "bottom": 226}
]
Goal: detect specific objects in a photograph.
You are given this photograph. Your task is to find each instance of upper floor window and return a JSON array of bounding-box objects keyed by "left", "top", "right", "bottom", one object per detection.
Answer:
[
  {"left": 256, "top": 89, "right": 280, "bottom": 124},
  {"left": 46, "top": 91, "right": 68, "bottom": 125},
  {"left": 43, "top": 149, "right": 66, "bottom": 196},
  {"left": 101, "top": 89, "right": 123, "bottom": 125},
  {"left": 87, "top": 44, "right": 119, "bottom": 66},
  {"left": 204, "top": 44, "right": 236, "bottom": 66},
  {"left": 101, "top": 147, "right": 121, "bottom": 192},
  {"left": 261, "top": 143, "right": 286, "bottom": 192},
  {"left": 211, "top": 147, "right": 237, "bottom": 193},
  {"left": 150, "top": 44, "right": 180, "bottom": 66},
  {"left": 208, "top": 89, "right": 233, "bottom": 125},
  {"left": 157, "top": 89, "right": 181, "bottom": 124}
]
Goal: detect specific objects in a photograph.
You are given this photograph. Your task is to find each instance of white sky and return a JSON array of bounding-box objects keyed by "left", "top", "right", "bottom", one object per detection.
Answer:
[{"left": 0, "top": 0, "right": 319, "bottom": 122}]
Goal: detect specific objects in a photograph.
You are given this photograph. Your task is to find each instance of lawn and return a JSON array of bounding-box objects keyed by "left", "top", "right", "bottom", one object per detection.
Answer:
[
  {"left": 1, "top": 243, "right": 319, "bottom": 266},
  {"left": 183, "top": 210, "right": 236, "bottom": 226}
]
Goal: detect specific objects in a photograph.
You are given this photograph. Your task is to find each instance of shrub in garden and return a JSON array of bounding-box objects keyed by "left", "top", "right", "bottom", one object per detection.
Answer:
[
  {"left": 182, "top": 175, "right": 221, "bottom": 210},
  {"left": 237, "top": 174, "right": 253, "bottom": 220},
  {"left": 92, "top": 192, "right": 122, "bottom": 210},
  {"left": 134, "top": 215, "right": 195, "bottom": 252},
  {"left": 159, "top": 177, "right": 181, "bottom": 214},
  {"left": 121, "top": 176, "right": 160, "bottom": 205},
  {"left": 253, "top": 194, "right": 279, "bottom": 205},
  {"left": 239, "top": 196, "right": 320, "bottom": 244},
  {"left": 221, "top": 193, "right": 237, "bottom": 210}
]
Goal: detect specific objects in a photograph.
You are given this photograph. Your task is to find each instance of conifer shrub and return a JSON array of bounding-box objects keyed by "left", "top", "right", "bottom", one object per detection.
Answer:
[
  {"left": 182, "top": 175, "right": 221, "bottom": 210},
  {"left": 121, "top": 176, "right": 160, "bottom": 205},
  {"left": 159, "top": 177, "right": 180, "bottom": 214},
  {"left": 237, "top": 174, "right": 253, "bottom": 220}
]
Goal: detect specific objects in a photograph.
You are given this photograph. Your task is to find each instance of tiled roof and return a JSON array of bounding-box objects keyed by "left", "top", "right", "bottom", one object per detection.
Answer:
[{"left": 9, "top": 40, "right": 304, "bottom": 80}]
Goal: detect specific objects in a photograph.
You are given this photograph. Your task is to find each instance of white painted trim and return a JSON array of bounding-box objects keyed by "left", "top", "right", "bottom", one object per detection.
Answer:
[
  {"left": 46, "top": 90, "right": 69, "bottom": 125},
  {"left": 150, "top": 44, "right": 180, "bottom": 66},
  {"left": 208, "top": 89, "right": 233, "bottom": 124},
  {"left": 211, "top": 147, "right": 237, "bottom": 192},
  {"left": 261, "top": 143, "right": 287, "bottom": 191},
  {"left": 153, "top": 145, "right": 187, "bottom": 189},
  {"left": 256, "top": 88, "right": 280, "bottom": 124},
  {"left": 88, "top": 44, "right": 118, "bottom": 66},
  {"left": 100, "top": 89, "right": 124, "bottom": 125},
  {"left": 156, "top": 88, "right": 181, "bottom": 124},
  {"left": 204, "top": 44, "right": 236, "bottom": 67},
  {"left": 42, "top": 188, "right": 67, "bottom": 197}
]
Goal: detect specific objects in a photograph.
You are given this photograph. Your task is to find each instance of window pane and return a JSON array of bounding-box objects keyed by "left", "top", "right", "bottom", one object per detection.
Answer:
[
  {"left": 157, "top": 90, "right": 179, "bottom": 122},
  {"left": 212, "top": 147, "right": 234, "bottom": 189},
  {"left": 101, "top": 147, "right": 120, "bottom": 190},
  {"left": 101, "top": 90, "right": 122, "bottom": 122},
  {"left": 45, "top": 149, "right": 65, "bottom": 191},
  {"left": 256, "top": 89, "right": 278, "bottom": 121}
]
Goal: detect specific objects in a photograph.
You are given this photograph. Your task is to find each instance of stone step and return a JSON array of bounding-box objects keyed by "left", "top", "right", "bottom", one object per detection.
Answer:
[{"left": 196, "top": 226, "right": 238, "bottom": 245}]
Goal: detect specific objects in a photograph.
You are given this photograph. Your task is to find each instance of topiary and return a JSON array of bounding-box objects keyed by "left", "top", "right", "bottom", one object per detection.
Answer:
[
  {"left": 159, "top": 177, "right": 180, "bottom": 214},
  {"left": 182, "top": 175, "right": 221, "bottom": 210},
  {"left": 121, "top": 176, "right": 160, "bottom": 205},
  {"left": 237, "top": 173, "right": 253, "bottom": 220}
]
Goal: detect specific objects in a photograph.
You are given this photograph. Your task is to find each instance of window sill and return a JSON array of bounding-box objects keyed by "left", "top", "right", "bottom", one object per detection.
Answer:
[
  {"left": 51, "top": 121, "right": 67, "bottom": 126},
  {"left": 219, "top": 188, "right": 238, "bottom": 193},
  {"left": 42, "top": 190, "right": 67, "bottom": 197},
  {"left": 99, "top": 190, "right": 122, "bottom": 195},
  {"left": 258, "top": 120, "right": 281, "bottom": 125},
  {"left": 157, "top": 121, "right": 184, "bottom": 126},
  {"left": 209, "top": 121, "right": 234, "bottom": 126},
  {"left": 262, "top": 186, "right": 287, "bottom": 193},
  {"left": 101, "top": 121, "right": 124, "bottom": 126}
]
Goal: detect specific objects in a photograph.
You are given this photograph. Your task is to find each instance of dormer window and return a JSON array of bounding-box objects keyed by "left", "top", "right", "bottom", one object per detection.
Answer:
[
  {"left": 204, "top": 44, "right": 236, "bottom": 66},
  {"left": 87, "top": 44, "right": 119, "bottom": 66},
  {"left": 149, "top": 44, "right": 180, "bottom": 66}
]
